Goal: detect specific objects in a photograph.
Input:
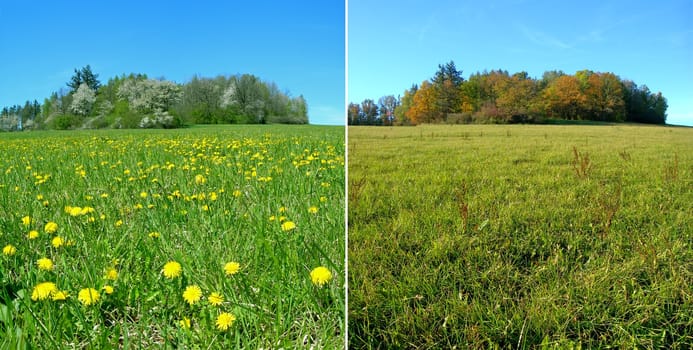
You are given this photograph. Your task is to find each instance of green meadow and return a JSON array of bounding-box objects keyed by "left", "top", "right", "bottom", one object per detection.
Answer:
[
  {"left": 349, "top": 124, "right": 692, "bottom": 348},
  {"left": 0, "top": 125, "right": 344, "bottom": 348}
]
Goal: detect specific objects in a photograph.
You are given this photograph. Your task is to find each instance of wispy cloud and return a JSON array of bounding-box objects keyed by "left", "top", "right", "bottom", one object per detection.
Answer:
[{"left": 518, "top": 24, "right": 572, "bottom": 49}]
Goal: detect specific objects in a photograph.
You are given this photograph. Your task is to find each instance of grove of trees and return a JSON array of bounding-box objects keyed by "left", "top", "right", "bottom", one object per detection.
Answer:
[
  {"left": 1, "top": 66, "right": 309, "bottom": 131},
  {"left": 349, "top": 61, "right": 668, "bottom": 125}
]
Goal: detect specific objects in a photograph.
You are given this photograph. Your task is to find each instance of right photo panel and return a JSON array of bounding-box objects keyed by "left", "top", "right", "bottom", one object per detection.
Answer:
[{"left": 348, "top": 0, "right": 693, "bottom": 348}]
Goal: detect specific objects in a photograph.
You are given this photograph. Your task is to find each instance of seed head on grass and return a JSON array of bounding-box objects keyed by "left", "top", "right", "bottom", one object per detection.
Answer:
[
  {"left": 31, "top": 282, "right": 57, "bottom": 301},
  {"left": 37, "top": 257, "right": 54, "bottom": 271},
  {"left": 224, "top": 261, "right": 240, "bottom": 276},
  {"left": 78, "top": 288, "right": 100, "bottom": 306},
  {"left": 310, "top": 266, "right": 332, "bottom": 287},
  {"left": 2, "top": 244, "right": 16, "bottom": 256},
  {"left": 44, "top": 221, "right": 58, "bottom": 234},
  {"left": 162, "top": 261, "right": 182, "bottom": 279},
  {"left": 216, "top": 312, "right": 236, "bottom": 331},
  {"left": 182, "top": 285, "right": 202, "bottom": 306},
  {"left": 281, "top": 221, "right": 296, "bottom": 232}
]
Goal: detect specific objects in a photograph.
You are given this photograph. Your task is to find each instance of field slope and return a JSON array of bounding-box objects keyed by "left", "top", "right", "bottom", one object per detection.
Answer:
[{"left": 349, "top": 124, "right": 692, "bottom": 348}]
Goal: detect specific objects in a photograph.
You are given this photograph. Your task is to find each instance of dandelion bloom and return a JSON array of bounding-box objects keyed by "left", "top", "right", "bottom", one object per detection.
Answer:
[
  {"left": 51, "top": 236, "right": 64, "bottom": 248},
  {"left": 31, "top": 282, "right": 57, "bottom": 301},
  {"left": 179, "top": 317, "right": 191, "bottom": 329},
  {"left": 162, "top": 261, "right": 182, "bottom": 279},
  {"left": 232, "top": 190, "right": 241, "bottom": 197},
  {"left": 308, "top": 206, "right": 318, "bottom": 214},
  {"left": 114, "top": 220, "right": 123, "bottom": 227},
  {"left": 51, "top": 290, "right": 69, "bottom": 301},
  {"left": 208, "top": 292, "right": 224, "bottom": 306},
  {"left": 281, "top": 221, "right": 296, "bottom": 232},
  {"left": 216, "top": 312, "right": 236, "bottom": 331},
  {"left": 149, "top": 232, "right": 160, "bottom": 238},
  {"left": 78, "top": 288, "right": 100, "bottom": 305},
  {"left": 182, "top": 285, "right": 202, "bottom": 306},
  {"left": 27, "top": 230, "right": 39, "bottom": 239},
  {"left": 105, "top": 268, "right": 118, "bottom": 280},
  {"left": 195, "top": 174, "right": 206, "bottom": 185},
  {"left": 224, "top": 261, "right": 240, "bottom": 276},
  {"left": 140, "top": 191, "right": 148, "bottom": 198},
  {"left": 69, "top": 206, "right": 82, "bottom": 216},
  {"left": 22, "top": 215, "right": 32, "bottom": 226},
  {"left": 44, "top": 221, "right": 58, "bottom": 234},
  {"left": 37, "top": 258, "right": 54, "bottom": 271},
  {"left": 310, "top": 266, "right": 332, "bottom": 287},
  {"left": 102, "top": 285, "right": 114, "bottom": 294},
  {"left": 2, "top": 244, "right": 17, "bottom": 256}
]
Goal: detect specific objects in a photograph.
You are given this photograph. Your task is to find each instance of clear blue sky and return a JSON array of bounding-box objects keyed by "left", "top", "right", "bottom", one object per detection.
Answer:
[
  {"left": 349, "top": 0, "right": 693, "bottom": 126},
  {"left": 0, "top": 0, "right": 345, "bottom": 125}
]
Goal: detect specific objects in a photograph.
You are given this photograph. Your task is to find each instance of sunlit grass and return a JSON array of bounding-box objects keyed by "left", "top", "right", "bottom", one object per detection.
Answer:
[
  {"left": 0, "top": 125, "right": 344, "bottom": 348},
  {"left": 349, "top": 124, "right": 692, "bottom": 348}
]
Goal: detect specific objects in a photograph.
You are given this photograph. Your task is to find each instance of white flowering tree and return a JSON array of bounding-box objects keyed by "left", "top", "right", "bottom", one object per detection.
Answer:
[
  {"left": 117, "top": 79, "right": 181, "bottom": 114},
  {"left": 70, "top": 83, "right": 96, "bottom": 116}
]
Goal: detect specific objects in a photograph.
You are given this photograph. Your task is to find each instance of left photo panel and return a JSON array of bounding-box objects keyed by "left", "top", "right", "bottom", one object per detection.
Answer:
[{"left": 0, "top": 1, "right": 345, "bottom": 348}]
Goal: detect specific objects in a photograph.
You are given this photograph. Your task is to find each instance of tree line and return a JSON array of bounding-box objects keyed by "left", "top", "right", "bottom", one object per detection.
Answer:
[
  {"left": 349, "top": 61, "right": 668, "bottom": 126},
  {"left": 0, "top": 65, "right": 309, "bottom": 130}
]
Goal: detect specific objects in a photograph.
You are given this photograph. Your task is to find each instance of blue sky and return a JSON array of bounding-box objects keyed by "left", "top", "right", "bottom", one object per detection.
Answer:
[
  {"left": 0, "top": 0, "right": 345, "bottom": 125},
  {"left": 349, "top": 0, "right": 693, "bottom": 126}
]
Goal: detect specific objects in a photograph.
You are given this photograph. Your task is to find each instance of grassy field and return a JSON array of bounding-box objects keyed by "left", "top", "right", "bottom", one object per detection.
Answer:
[
  {"left": 0, "top": 125, "right": 344, "bottom": 348},
  {"left": 348, "top": 124, "right": 692, "bottom": 348}
]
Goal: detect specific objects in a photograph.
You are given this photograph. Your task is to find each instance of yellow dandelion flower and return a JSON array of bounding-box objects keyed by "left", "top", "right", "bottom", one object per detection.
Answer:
[
  {"left": 308, "top": 206, "right": 318, "bottom": 214},
  {"left": 78, "top": 288, "right": 100, "bottom": 306},
  {"left": 31, "top": 282, "right": 57, "bottom": 301},
  {"left": 182, "top": 285, "right": 202, "bottom": 306},
  {"left": 22, "top": 215, "right": 31, "bottom": 227},
  {"left": 281, "top": 221, "right": 296, "bottom": 232},
  {"left": 310, "top": 266, "right": 332, "bottom": 287},
  {"left": 51, "top": 236, "right": 64, "bottom": 248},
  {"left": 320, "top": 196, "right": 327, "bottom": 203},
  {"left": 37, "top": 257, "right": 54, "bottom": 271},
  {"left": 269, "top": 215, "right": 276, "bottom": 221},
  {"left": 216, "top": 312, "right": 236, "bottom": 331},
  {"left": 36, "top": 194, "right": 44, "bottom": 200},
  {"left": 51, "top": 290, "right": 68, "bottom": 301},
  {"left": 232, "top": 190, "right": 241, "bottom": 197},
  {"left": 2, "top": 244, "right": 16, "bottom": 256},
  {"left": 278, "top": 206, "right": 286, "bottom": 213},
  {"left": 194, "top": 174, "right": 206, "bottom": 185},
  {"left": 114, "top": 220, "right": 123, "bottom": 227},
  {"left": 69, "top": 206, "right": 82, "bottom": 216},
  {"left": 208, "top": 292, "right": 224, "bottom": 306},
  {"left": 140, "top": 191, "right": 148, "bottom": 198},
  {"left": 105, "top": 268, "right": 118, "bottom": 280},
  {"left": 27, "top": 230, "right": 39, "bottom": 239},
  {"left": 149, "top": 232, "right": 160, "bottom": 238},
  {"left": 179, "top": 317, "right": 191, "bottom": 329},
  {"left": 102, "top": 285, "right": 114, "bottom": 294},
  {"left": 44, "top": 221, "right": 58, "bottom": 234},
  {"left": 81, "top": 206, "right": 94, "bottom": 215},
  {"left": 162, "top": 261, "right": 182, "bottom": 279},
  {"left": 224, "top": 261, "right": 240, "bottom": 276}
]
